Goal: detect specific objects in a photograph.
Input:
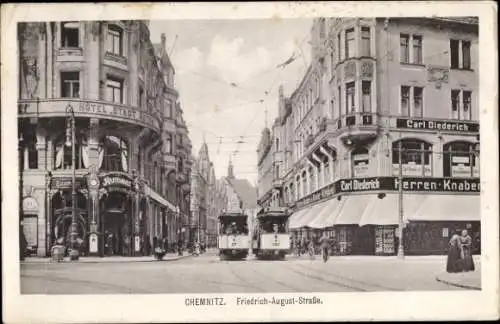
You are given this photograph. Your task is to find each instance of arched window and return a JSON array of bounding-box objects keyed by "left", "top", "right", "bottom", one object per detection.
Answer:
[
  {"left": 290, "top": 182, "right": 295, "bottom": 202},
  {"left": 318, "top": 163, "right": 323, "bottom": 188},
  {"left": 308, "top": 167, "right": 314, "bottom": 193},
  {"left": 443, "top": 141, "right": 479, "bottom": 178},
  {"left": 301, "top": 172, "right": 307, "bottom": 198},
  {"left": 53, "top": 132, "right": 88, "bottom": 170},
  {"left": 352, "top": 146, "right": 370, "bottom": 178},
  {"left": 99, "top": 135, "right": 128, "bottom": 172},
  {"left": 392, "top": 139, "right": 433, "bottom": 176}
]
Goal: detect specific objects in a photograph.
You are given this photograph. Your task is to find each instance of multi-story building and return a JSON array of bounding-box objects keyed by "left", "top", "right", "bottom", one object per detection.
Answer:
[
  {"left": 258, "top": 17, "right": 480, "bottom": 255},
  {"left": 18, "top": 20, "right": 192, "bottom": 257}
]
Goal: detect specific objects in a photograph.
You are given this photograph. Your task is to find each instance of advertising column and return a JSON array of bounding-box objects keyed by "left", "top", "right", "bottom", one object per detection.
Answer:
[{"left": 87, "top": 165, "right": 100, "bottom": 256}]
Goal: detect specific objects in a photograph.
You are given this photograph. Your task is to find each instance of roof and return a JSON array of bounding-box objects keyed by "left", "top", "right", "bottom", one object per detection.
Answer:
[{"left": 227, "top": 178, "right": 259, "bottom": 209}]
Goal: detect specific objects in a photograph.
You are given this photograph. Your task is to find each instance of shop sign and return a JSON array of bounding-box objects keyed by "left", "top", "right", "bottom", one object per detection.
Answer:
[
  {"left": 296, "top": 176, "right": 480, "bottom": 208},
  {"left": 396, "top": 118, "right": 479, "bottom": 133},
  {"left": 89, "top": 233, "right": 98, "bottom": 253},
  {"left": 51, "top": 177, "right": 87, "bottom": 189},
  {"left": 101, "top": 175, "right": 132, "bottom": 189}
]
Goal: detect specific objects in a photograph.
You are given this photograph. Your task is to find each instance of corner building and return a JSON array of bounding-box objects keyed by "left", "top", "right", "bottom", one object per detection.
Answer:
[
  {"left": 257, "top": 17, "right": 480, "bottom": 255},
  {"left": 18, "top": 21, "right": 192, "bottom": 257}
]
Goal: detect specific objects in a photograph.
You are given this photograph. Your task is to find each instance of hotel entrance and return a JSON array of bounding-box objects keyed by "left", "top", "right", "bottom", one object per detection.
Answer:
[{"left": 100, "top": 191, "right": 133, "bottom": 256}]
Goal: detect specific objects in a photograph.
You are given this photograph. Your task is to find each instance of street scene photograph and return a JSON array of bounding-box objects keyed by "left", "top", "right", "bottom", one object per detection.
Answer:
[{"left": 16, "top": 15, "right": 481, "bottom": 294}]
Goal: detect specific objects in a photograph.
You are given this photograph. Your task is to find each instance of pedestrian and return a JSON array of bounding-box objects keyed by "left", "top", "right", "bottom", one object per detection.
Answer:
[
  {"left": 460, "top": 229, "right": 475, "bottom": 272},
  {"left": 300, "top": 236, "right": 306, "bottom": 256},
  {"left": 307, "top": 237, "right": 315, "bottom": 260},
  {"left": 446, "top": 229, "right": 463, "bottom": 273},
  {"left": 318, "top": 231, "right": 330, "bottom": 263}
]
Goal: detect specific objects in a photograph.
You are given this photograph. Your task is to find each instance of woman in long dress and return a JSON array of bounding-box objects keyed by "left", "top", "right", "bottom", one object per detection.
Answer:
[
  {"left": 461, "top": 229, "right": 475, "bottom": 272},
  {"left": 446, "top": 230, "right": 463, "bottom": 273}
]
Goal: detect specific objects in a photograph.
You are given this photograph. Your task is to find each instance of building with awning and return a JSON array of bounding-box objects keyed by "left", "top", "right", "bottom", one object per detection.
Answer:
[{"left": 256, "top": 17, "right": 479, "bottom": 256}]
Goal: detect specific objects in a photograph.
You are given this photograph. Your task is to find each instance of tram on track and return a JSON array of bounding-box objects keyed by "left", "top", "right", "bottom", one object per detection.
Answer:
[
  {"left": 252, "top": 207, "right": 290, "bottom": 260},
  {"left": 217, "top": 211, "right": 249, "bottom": 261}
]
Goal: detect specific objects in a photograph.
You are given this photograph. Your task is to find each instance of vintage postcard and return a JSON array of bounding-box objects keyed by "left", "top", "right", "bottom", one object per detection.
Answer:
[{"left": 1, "top": 1, "right": 499, "bottom": 323}]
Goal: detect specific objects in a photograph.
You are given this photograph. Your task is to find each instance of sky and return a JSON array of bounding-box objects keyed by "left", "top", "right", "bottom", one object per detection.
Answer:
[{"left": 149, "top": 19, "right": 312, "bottom": 186}]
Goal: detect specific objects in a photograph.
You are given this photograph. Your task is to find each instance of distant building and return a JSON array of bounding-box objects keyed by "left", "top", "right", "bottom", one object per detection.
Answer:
[{"left": 258, "top": 17, "right": 480, "bottom": 256}]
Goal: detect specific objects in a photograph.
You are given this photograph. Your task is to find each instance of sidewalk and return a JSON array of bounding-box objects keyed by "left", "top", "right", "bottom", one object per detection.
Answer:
[
  {"left": 22, "top": 252, "right": 191, "bottom": 264},
  {"left": 435, "top": 269, "right": 481, "bottom": 290}
]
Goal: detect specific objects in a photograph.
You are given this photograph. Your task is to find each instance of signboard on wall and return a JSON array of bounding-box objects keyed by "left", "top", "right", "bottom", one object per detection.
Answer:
[
  {"left": 51, "top": 177, "right": 87, "bottom": 189},
  {"left": 295, "top": 176, "right": 480, "bottom": 208},
  {"left": 396, "top": 118, "right": 479, "bottom": 133}
]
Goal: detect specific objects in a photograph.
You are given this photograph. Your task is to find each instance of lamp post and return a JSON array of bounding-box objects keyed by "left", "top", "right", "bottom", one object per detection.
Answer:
[
  {"left": 19, "top": 132, "right": 26, "bottom": 261},
  {"left": 397, "top": 140, "right": 405, "bottom": 259},
  {"left": 65, "top": 104, "right": 79, "bottom": 261}
]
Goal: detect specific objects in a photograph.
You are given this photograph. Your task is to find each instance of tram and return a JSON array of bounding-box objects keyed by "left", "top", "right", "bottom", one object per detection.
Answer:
[
  {"left": 217, "top": 211, "right": 249, "bottom": 261},
  {"left": 252, "top": 207, "right": 290, "bottom": 260}
]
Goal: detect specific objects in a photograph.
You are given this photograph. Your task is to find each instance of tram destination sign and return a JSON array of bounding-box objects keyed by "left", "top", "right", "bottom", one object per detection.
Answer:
[
  {"left": 396, "top": 118, "right": 479, "bottom": 133},
  {"left": 296, "top": 177, "right": 480, "bottom": 208}
]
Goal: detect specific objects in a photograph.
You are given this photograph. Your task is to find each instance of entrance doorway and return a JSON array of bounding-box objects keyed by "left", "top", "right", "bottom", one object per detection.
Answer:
[{"left": 101, "top": 192, "right": 132, "bottom": 256}]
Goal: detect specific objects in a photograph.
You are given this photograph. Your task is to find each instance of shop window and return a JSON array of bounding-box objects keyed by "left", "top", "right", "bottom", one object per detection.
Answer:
[
  {"left": 360, "top": 27, "right": 371, "bottom": 57},
  {"left": 106, "top": 77, "right": 123, "bottom": 104},
  {"left": 61, "top": 72, "right": 80, "bottom": 98},
  {"left": 392, "top": 139, "right": 432, "bottom": 176},
  {"left": 352, "top": 146, "right": 370, "bottom": 178},
  {"left": 346, "top": 82, "right": 355, "bottom": 114},
  {"left": 61, "top": 22, "right": 80, "bottom": 48},
  {"left": 107, "top": 24, "right": 123, "bottom": 56},
  {"left": 400, "top": 34, "right": 410, "bottom": 63},
  {"left": 362, "top": 81, "right": 371, "bottom": 113},
  {"left": 54, "top": 133, "right": 88, "bottom": 170},
  {"left": 443, "top": 141, "right": 479, "bottom": 178},
  {"left": 345, "top": 28, "right": 355, "bottom": 58},
  {"left": 99, "top": 135, "right": 128, "bottom": 172}
]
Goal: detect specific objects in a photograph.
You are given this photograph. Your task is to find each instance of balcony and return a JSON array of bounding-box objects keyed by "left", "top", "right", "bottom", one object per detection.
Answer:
[
  {"left": 103, "top": 52, "right": 128, "bottom": 71},
  {"left": 337, "top": 112, "right": 379, "bottom": 143},
  {"left": 18, "top": 98, "right": 162, "bottom": 135}
]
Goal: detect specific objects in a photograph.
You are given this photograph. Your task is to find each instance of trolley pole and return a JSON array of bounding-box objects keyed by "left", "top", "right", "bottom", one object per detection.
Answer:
[{"left": 397, "top": 140, "right": 405, "bottom": 259}]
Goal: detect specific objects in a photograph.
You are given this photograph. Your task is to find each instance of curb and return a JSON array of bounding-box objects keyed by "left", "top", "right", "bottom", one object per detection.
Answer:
[
  {"left": 435, "top": 274, "right": 481, "bottom": 290},
  {"left": 22, "top": 254, "right": 193, "bottom": 265}
]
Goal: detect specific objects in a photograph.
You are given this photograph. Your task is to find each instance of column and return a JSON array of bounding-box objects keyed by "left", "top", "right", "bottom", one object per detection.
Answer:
[
  {"left": 46, "top": 22, "right": 53, "bottom": 98},
  {"left": 36, "top": 143, "right": 46, "bottom": 170},
  {"left": 36, "top": 189, "right": 46, "bottom": 257},
  {"left": 46, "top": 139, "right": 53, "bottom": 171},
  {"left": 128, "top": 25, "right": 139, "bottom": 107},
  {"left": 329, "top": 157, "right": 334, "bottom": 182},
  {"left": 458, "top": 40, "right": 463, "bottom": 69},
  {"left": 23, "top": 148, "right": 29, "bottom": 170}
]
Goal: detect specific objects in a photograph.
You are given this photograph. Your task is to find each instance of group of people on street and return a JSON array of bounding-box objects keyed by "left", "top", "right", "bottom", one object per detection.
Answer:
[
  {"left": 291, "top": 231, "right": 332, "bottom": 263},
  {"left": 446, "top": 229, "right": 475, "bottom": 273}
]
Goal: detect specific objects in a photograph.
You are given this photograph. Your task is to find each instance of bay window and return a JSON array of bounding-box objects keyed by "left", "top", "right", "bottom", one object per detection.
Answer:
[
  {"left": 352, "top": 146, "right": 370, "bottom": 178},
  {"left": 345, "top": 28, "right": 355, "bottom": 59},
  {"left": 392, "top": 139, "right": 433, "bottom": 176},
  {"left": 362, "top": 81, "right": 371, "bottom": 112},
  {"left": 361, "top": 27, "right": 371, "bottom": 57},
  {"left": 346, "top": 82, "right": 356, "bottom": 114}
]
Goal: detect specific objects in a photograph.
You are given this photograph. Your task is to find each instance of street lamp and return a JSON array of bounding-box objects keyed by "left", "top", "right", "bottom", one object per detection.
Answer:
[
  {"left": 65, "top": 104, "right": 79, "bottom": 261},
  {"left": 397, "top": 140, "right": 405, "bottom": 259}
]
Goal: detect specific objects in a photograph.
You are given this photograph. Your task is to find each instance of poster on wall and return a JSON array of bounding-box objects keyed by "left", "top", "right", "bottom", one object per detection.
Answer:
[
  {"left": 392, "top": 163, "right": 432, "bottom": 176},
  {"left": 23, "top": 216, "right": 38, "bottom": 247}
]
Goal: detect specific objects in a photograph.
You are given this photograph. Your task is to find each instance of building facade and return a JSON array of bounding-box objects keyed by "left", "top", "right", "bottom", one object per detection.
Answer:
[
  {"left": 258, "top": 17, "right": 480, "bottom": 255},
  {"left": 18, "top": 20, "right": 192, "bottom": 257},
  {"left": 189, "top": 143, "right": 218, "bottom": 247}
]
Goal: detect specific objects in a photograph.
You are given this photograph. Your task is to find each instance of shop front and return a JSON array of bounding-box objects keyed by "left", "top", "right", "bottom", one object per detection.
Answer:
[{"left": 288, "top": 176, "right": 481, "bottom": 256}]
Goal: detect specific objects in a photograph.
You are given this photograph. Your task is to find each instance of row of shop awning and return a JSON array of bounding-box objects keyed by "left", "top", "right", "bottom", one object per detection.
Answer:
[
  {"left": 144, "top": 185, "right": 179, "bottom": 213},
  {"left": 289, "top": 194, "right": 480, "bottom": 230}
]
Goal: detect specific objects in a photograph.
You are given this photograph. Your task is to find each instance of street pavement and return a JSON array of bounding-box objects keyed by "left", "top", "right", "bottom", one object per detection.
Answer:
[{"left": 20, "top": 250, "right": 480, "bottom": 294}]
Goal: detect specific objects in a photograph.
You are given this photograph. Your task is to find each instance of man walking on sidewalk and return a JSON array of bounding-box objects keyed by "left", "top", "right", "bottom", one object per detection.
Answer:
[{"left": 319, "top": 231, "right": 330, "bottom": 263}]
